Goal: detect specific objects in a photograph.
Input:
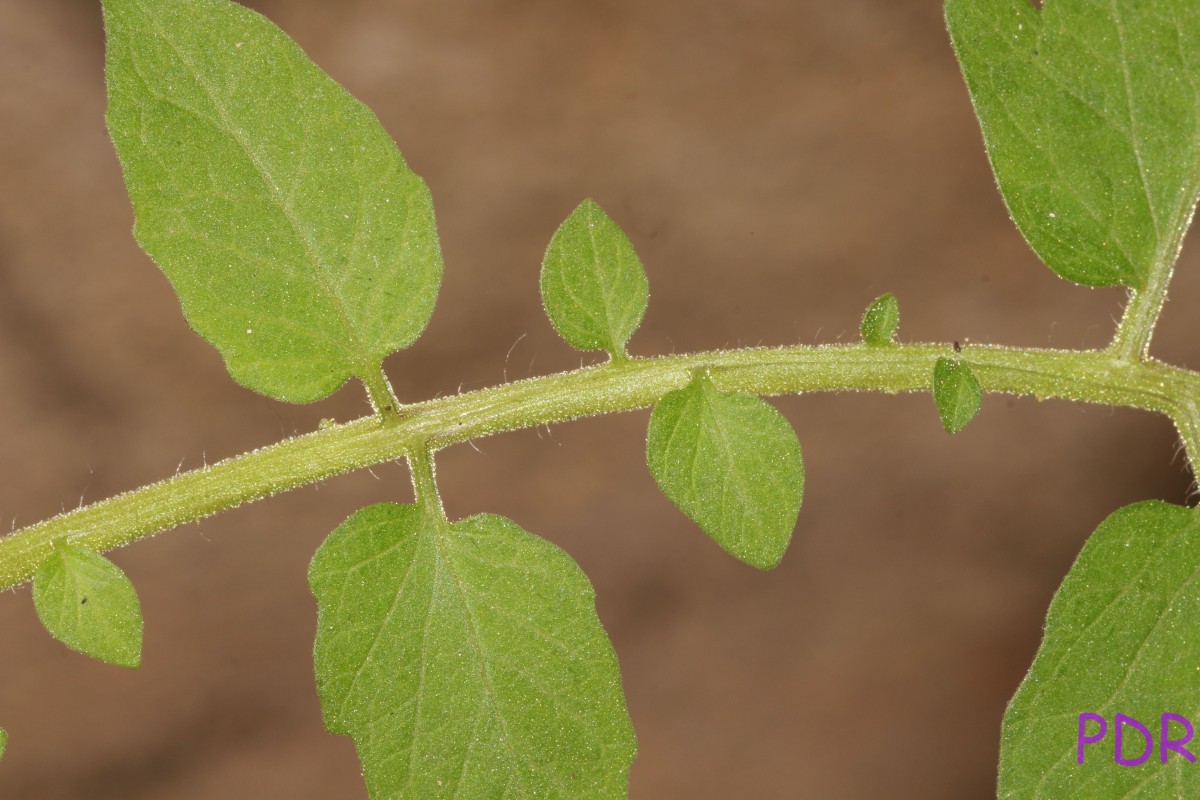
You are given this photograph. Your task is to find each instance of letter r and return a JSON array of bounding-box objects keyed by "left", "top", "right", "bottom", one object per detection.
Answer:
[
  {"left": 1161, "top": 713, "right": 1197, "bottom": 764},
  {"left": 1078, "top": 713, "right": 1107, "bottom": 764}
]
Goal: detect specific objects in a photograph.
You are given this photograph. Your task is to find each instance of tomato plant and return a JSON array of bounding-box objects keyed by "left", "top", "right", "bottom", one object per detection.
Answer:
[{"left": 1, "top": 1, "right": 1199, "bottom": 798}]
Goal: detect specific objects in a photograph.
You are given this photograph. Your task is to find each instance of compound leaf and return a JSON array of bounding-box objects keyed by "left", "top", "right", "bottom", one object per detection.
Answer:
[
  {"left": 932, "top": 357, "right": 981, "bottom": 434},
  {"left": 1000, "top": 501, "right": 1200, "bottom": 798},
  {"left": 946, "top": 0, "right": 1200, "bottom": 288},
  {"left": 541, "top": 199, "right": 649, "bottom": 359},
  {"left": 860, "top": 293, "right": 900, "bottom": 345},
  {"left": 647, "top": 372, "right": 803, "bottom": 569},
  {"left": 309, "top": 504, "right": 636, "bottom": 800},
  {"left": 32, "top": 543, "right": 143, "bottom": 669},
  {"left": 103, "top": 0, "right": 443, "bottom": 403}
]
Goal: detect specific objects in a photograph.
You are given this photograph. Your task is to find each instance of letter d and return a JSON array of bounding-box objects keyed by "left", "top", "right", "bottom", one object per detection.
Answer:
[{"left": 1115, "top": 713, "right": 1153, "bottom": 766}]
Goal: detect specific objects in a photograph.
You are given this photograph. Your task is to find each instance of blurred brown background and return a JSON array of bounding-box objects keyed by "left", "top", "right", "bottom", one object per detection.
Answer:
[{"left": 1, "top": 1, "right": 1198, "bottom": 798}]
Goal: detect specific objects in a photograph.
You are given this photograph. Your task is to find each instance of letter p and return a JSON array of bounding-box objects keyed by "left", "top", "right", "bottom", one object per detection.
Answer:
[{"left": 1078, "top": 713, "right": 1107, "bottom": 764}]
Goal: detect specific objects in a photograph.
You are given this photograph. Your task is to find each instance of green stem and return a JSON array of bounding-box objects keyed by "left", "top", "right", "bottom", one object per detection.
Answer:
[
  {"left": 0, "top": 341, "right": 1196, "bottom": 590},
  {"left": 408, "top": 447, "right": 447, "bottom": 524},
  {"left": 361, "top": 365, "right": 401, "bottom": 417},
  {"left": 1109, "top": 230, "right": 1186, "bottom": 361}
]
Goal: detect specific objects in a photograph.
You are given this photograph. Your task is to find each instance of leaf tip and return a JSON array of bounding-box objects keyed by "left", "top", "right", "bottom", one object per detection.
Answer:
[{"left": 744, "top": 546, "right": 789, "bottom": 571}]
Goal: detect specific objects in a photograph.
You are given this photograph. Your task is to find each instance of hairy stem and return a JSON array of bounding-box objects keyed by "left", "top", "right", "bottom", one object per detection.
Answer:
[
  {"left": 1111, "top": 284, "right": 1166, "bottom": 362},
  {"left": 360, "top": 365, "right": 402, "bottom": 416},
  {"left": 408, "top": 447, "right": 447, "bottom": 524},
  {"left": 0, "top": 342, "right": 1196, "bottom": 590},
  {"left": 1109, "top": 218, "right": 1191, "bottom": 361}
]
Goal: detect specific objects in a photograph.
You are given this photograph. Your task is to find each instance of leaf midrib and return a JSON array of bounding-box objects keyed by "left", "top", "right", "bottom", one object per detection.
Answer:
[{"left": 434, "top": 530, "right": 531, "bottom": 799}]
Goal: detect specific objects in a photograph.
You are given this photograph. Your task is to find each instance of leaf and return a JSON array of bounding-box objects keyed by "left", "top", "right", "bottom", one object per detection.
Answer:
[
  {"left": 309, "top": 504, "right": 636, "bottom": 800},
  {"left": 646, "top": 372, "right": 803, "bottom": 569},
  {"left": 860, "top": 293, "right": 900, "bottom": 345},
  {"left": 103, "top": 0, "right": 443, "bottom": 403},
  {"left": 932, "top": 357, "right": 981, "bottom": 434},
  {"left": 999, "top": 501, "right": 1200, "bottom": 798},
  {"left": 0, "top": 728, "right": 6, "bottom": 762},
  {"left": 540, "top": 199, "right": 649, "bottom": 359},
  {"left": 946, "top": 0, "right": 1200, "bottom": 289},
  {"left": 32, "top": 543, "right": 143, "bottom": 668}
]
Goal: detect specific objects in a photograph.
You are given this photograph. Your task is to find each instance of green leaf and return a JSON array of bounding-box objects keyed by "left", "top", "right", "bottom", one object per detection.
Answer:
[
  {"left": 932, "top": 357, "right": 981, "bottom": 434},
  {"left": 0, "top": 727, "right": 6, "bottom": 762},
  {"left": 999, "top": 501, "right": 1200, "bottom": 798},
  {"left": 946, "top": 0, "right": 1200, "bottom": 289},
  {"left": 309, "top": 504, "right": 636, "bottom": 800},
  {"left": 103, "top": 0, "right": 443, "bottom": 403},
  {"left": 860, "top": 293, "right": 900, "bottom": 345},
  {"left": 646, "top": 372, "right": 803, "bottom": 569},
  {"left": 32, "top": 543, "right": 143, "bottom": 668},
  {"left": 540, "top": 199, "right": 649, "bottom": 359}
]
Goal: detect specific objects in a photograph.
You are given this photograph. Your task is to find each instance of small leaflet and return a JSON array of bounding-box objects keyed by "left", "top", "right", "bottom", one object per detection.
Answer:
[
  {"left": 309, "top": 504, "right": 636, "bottom": 799},
  {"left": 860, "top": 293, "right": 900, "bottom": 345},
  {"left": 32, "top": 544, "right": 143, "bottom": 668},
  {"left": 540, "top": 199, "right": 650, "bottom": 359},
  {"left": 103, "top": 0, "right": 443, "bottom": 402},
  {"left": 932, "top": 357, "right": 981, "bottom": 434},
  {"left": 946, "top": 0, "right": 1200, "bottom": 289},
  {"left": 999, "top": 502, "right": 1200, "bottom": 797},
  {"left": 646, "top": 372, "right": 804, "bottom": 569}
]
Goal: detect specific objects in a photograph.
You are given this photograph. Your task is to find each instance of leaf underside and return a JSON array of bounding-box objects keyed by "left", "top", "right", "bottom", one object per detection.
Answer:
[
  {"left": 946, "top": 0, "right": 1200, "bottom": 288},
  {"left": 999, "top": 501, "right": 1200, "bottom": 799},
  {"left": 860, "top": 293, "right": 900, "bottom": 345},
  {"left": 647, "top": 373, "right": 804, "bottom": 569},
  {"left": 32, "top": 543, "right": 143, "bottom": 668},
  {"left": 541, "top": 199, "right": 649, "bottom": 358},
  {"left": 309, "top": 504, "right": 636, "bottom": 800},
  {"left": 933, "top": 357, "right": 981, "bottom": 434},
  {"left": 103, "top": 0, "right": 443, "bottom": 403}
]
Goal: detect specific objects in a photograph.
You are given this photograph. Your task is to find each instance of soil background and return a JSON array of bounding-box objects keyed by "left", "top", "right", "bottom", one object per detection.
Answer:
[{"left": 1, "top": 2, "right": 1198, "bottom": 798}]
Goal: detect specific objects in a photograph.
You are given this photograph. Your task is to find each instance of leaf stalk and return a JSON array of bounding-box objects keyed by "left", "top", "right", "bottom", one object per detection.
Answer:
[
  {"left": 361, "top": 366, "right": 402, "bottom": 418},
  {"left": 407, "top": 447, "right": 447, "bottom": 524},
  {"left": 1109, "top": 223, "right": 1189, "bottom": 361}
]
